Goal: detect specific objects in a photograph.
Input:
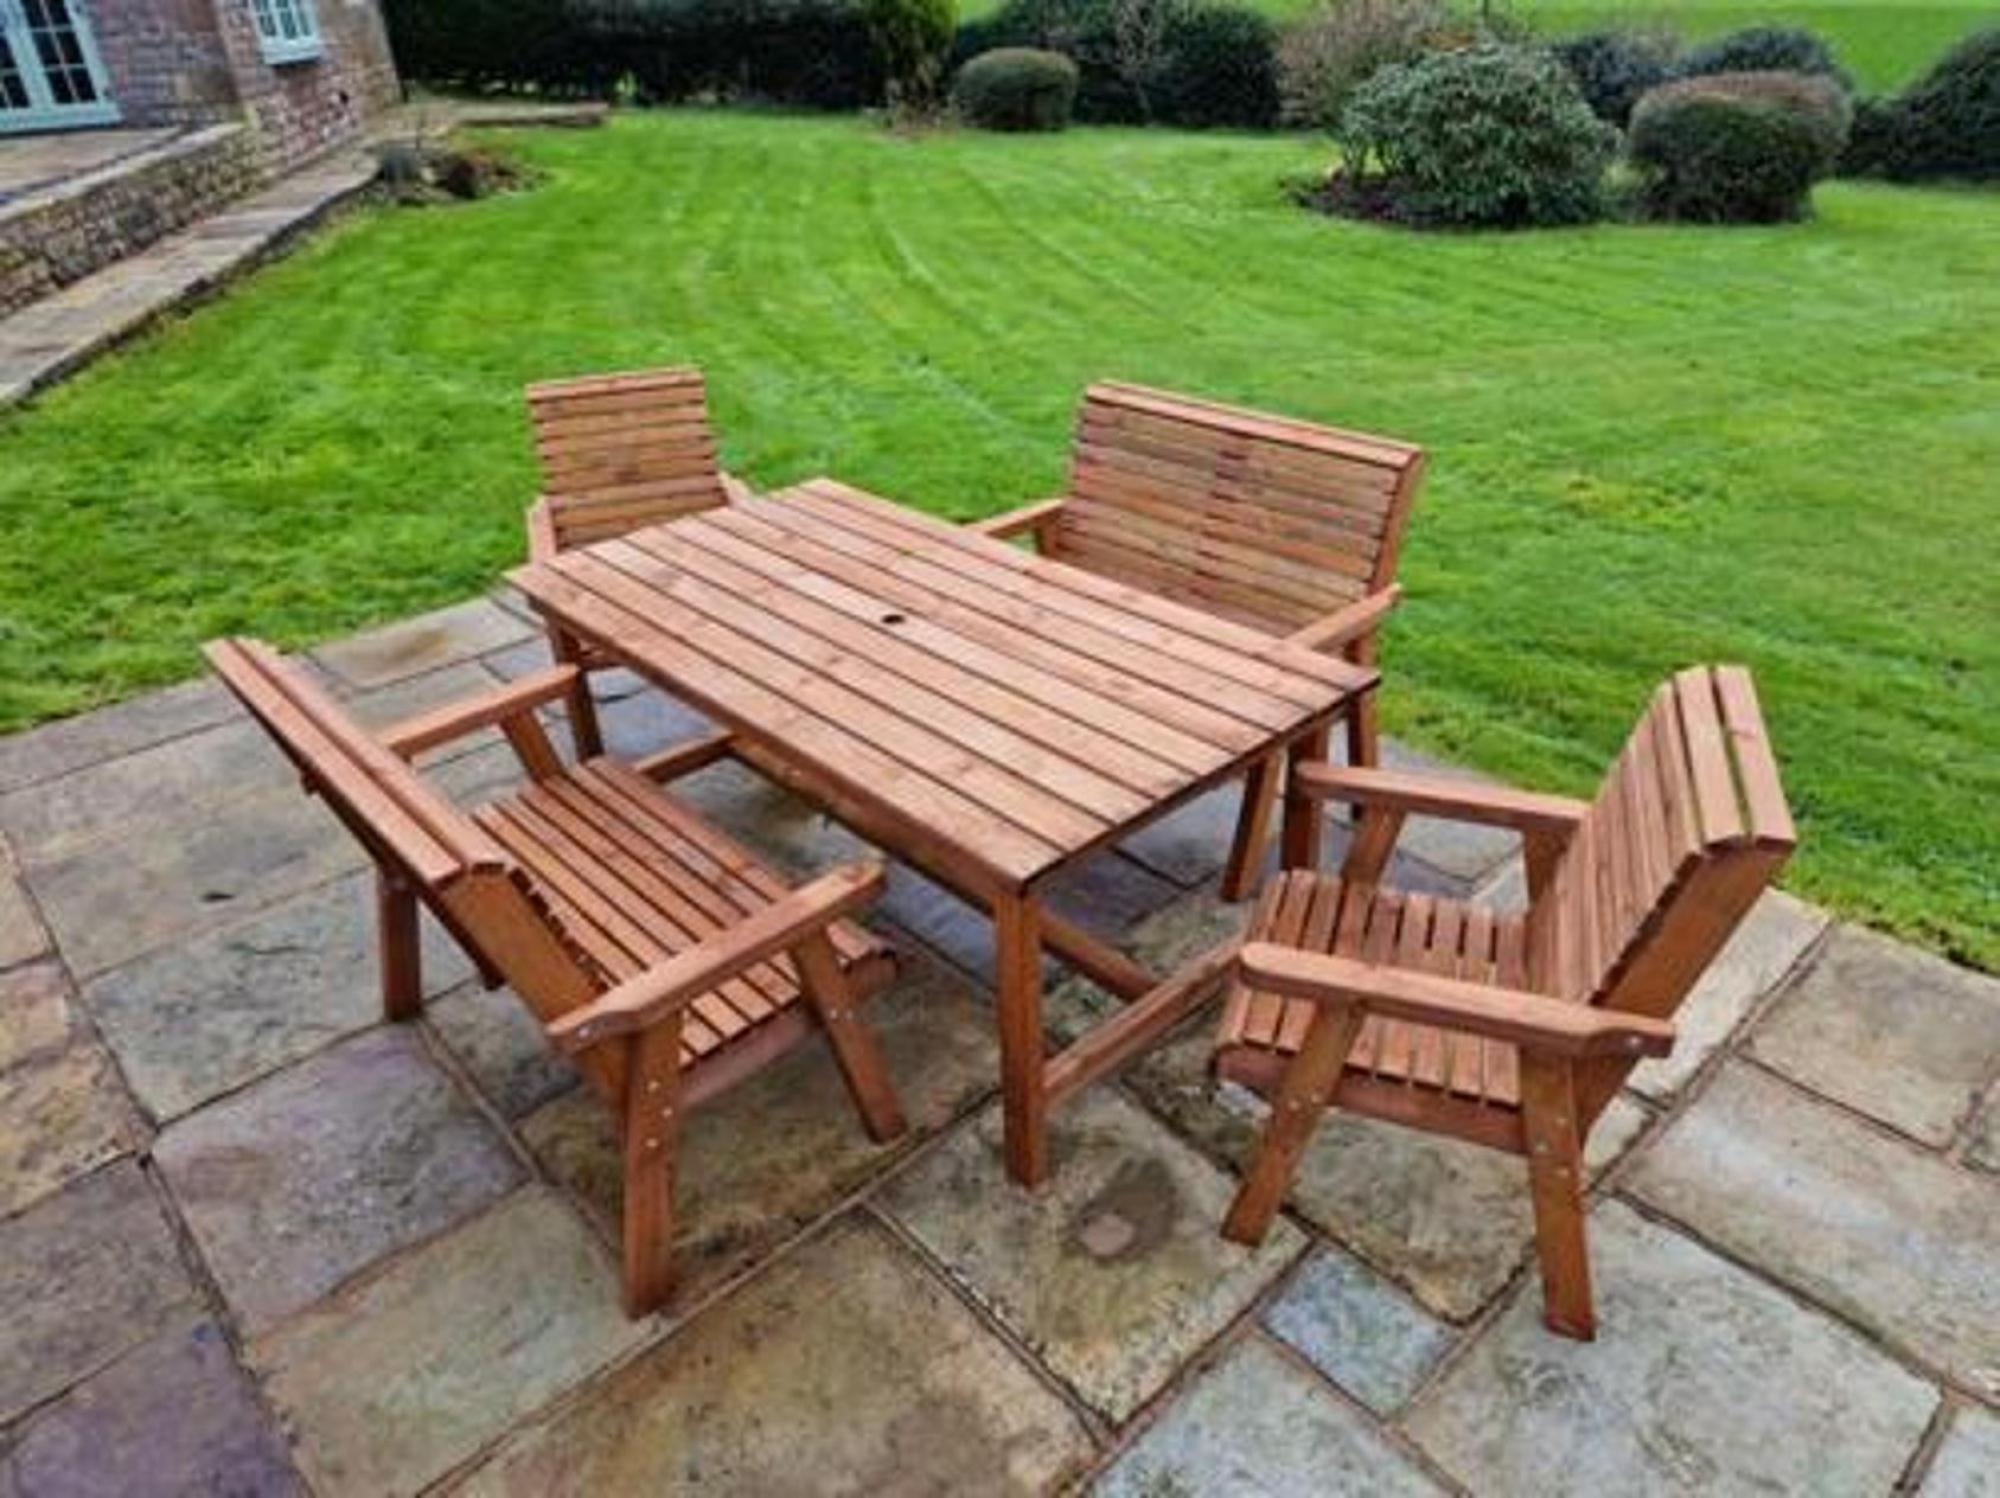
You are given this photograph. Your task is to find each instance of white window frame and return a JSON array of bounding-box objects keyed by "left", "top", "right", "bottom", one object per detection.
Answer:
[{"left": 248, "top": 0, "right": 322, "bottom": 65}]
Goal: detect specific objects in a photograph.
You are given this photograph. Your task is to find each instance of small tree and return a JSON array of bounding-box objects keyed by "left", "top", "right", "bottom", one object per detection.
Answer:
[
  {"left": 1110, "top": 0, "right": 1181, "bottom": 119},
  {"left": 863, "top": 0, "right": 960, "bottom": 116}
]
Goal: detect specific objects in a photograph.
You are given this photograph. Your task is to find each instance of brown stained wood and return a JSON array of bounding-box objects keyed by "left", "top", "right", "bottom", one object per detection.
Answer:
[
  {"left": 1282, "top": 725, "right": 1335, "bottom": 870},
  {"left": 621, "top": 1015, "right": 683, "bottom": 1317},
  {"left": 970, "top": 497, "right": 1068, "bottom": 540},
  {"left": 382, "top": 664, "right": 580, "bottom": 761},
  {"left": 632, "top": 729, "right": 737, "bottom": 783},
  {"left": 996, "top": 893, "right": 1048, "bottom": 1187},
  {"left": 1294, "top": 763, "right": 1590, "bottom": 834},
  {"left": 206, "top": 636, "right": 907, "bottom": 1319},
  {"left": 1221, "top": 1000, "right": 1367, "bottom": 1245},
  {"left": 1207, "top": 667, "right": 1794, "bottom": 1340},
  {"left": 1043, "top": 938, "right": 1240, "bottom": 1104},
  {"left": 1221, "top": 752, "right": 1282, "bottom": 903}
]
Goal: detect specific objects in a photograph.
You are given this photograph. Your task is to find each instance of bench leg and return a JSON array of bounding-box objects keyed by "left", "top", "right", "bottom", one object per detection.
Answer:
[
  {"left": 549, "top": 625, "right": 604, "bottom": 760},
  {"left": 1221, "top": 753, "right": 1281, "bottom": 902},
  {"left": 377, "top": 869, "right": 422, "bottom": 1022},
  {"left": 995, "top": 892, "right": 1049, "bottom": 1188},
  {"left": 1520, "top": 1054, "right": 1596, "bottom": 1340},
  {"left": 1345, "top": 689, "right": 1380, "bottom": 770},
  {"left": 793, "top": 932, "right": 906, "bottom": 1143},
  {"left": 620, "top": 1016, "right": 684, "bottom": 1318},
  {"left": 1222, "top": 1002, "right": 1364, "bottom": 1245}
]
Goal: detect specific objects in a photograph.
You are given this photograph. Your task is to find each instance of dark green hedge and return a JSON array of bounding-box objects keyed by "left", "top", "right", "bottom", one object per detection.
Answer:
[{"left": 1842, "top": 27, "right": 1999, "bottom": 181}]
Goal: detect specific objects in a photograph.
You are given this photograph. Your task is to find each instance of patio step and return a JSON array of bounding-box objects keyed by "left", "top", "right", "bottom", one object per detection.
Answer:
[{"left": 0, "top": 149, "right": 376, "bottom": 409}]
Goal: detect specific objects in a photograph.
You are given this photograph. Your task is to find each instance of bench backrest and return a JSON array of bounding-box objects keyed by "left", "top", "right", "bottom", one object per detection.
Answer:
[
  {"left": 205, "top": 639, "right": 605, "bottom": 1024},
  {"left": 1526, "top": 666, "right": 1795, "bottom": 1024},
  {"left": 1052, "top": 382, "right": 1426, "bottom": 638},
  {"left": 526, "top": 366, "right": 731, "bottom": 551}
]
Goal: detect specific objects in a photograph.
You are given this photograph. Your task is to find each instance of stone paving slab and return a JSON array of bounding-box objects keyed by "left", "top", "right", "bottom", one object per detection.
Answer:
[
  {"left": 1406, "top": 1200, "right": 1939, "bottom": 1496},
  {"left": 1967, "top": 1091, "right": 1998, "bottom": 1174},
  {"left": 453, "top": 1213, "right": 1094, "bottom": 1495},
  {"left": 1260, "top": 1247, "right": 1456, "bottom": 1416},
  {"left": 1123, "top": 1019, "right": 1649, "bottom": 1321},
  {"left": 1, "top": 1318, "right": 304, "bottom": 1498},
  {"left": 0, "top": 961, "right": 71, "bottom": 1071},
  {"left": 518, "top": 940, "right": 997, "bottom": 1303},
  {"left": 0, "top": 1160, "right": 200, "bottom": 1425},
  {"left": 84, "top": 870, "right": 474, "bottom": 1122},
  {"left": 1092, "top": 1335, "right": 1446, "bottom": 1497},
  {"left": 1627, "top": 1062, "right": 2000, "bottom": 1397},
  {"left": 1920, "top": 1403, "right": 2000, "bottom": 1497},
  {"left": 0, "top": 677, "right": 239, "bottom": 797},
  {"left": 312, "top": 599, "right": 533, "bottom": 690},
  {"left": 1749, "top": 923, "right": 2000, "bottom": 1146},
  {"left": 0, "top": 1022, "right": 134, "bottom": 1216},
  {"left": 154, "top": 1025, "right": 523, "bottom": 1333},
  {"left": 0, "top": 842, "right": 49, "bottom": 972},
  {"left": 1629, "top": 888, "right": 1827, "bottom": 1102},
  {"left": 254, "top": 1188, "right": 646, "bottom": 1498},
  {"left": 426, "top": 981, "right": 581, "bottom": 1120},
  {"left": 880, "top": 1088, "right": 1304, "bottom": 1422}
]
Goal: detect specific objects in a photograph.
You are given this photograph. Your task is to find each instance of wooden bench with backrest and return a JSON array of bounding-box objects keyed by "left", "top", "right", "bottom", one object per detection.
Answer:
[
  {"left": 205, "top": 638, "right": 906, "bottom": 1316},
  {"left": 973, "top": 381, "right": 1425, "bottom": 900},
  {"left": 1210, "top": 666, "right": 1794, "bottom": 1339},
  {"left": 524, "top": 366, "right": 752, "bottom": 757}
]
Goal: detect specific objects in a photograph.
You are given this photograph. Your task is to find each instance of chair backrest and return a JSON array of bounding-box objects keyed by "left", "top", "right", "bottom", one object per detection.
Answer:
[
  {"left": 1053, "top": 381, "right": 1426, "bottom": 637},
  {"left": 525, "top": 366, "right": 731, "bottom": 551},
  {"left": 1526, "top": 666, "right": 1795, "bottom": 1023},
  {"left": 205, "top": 639, "right": 605, "bottom": 1020}
]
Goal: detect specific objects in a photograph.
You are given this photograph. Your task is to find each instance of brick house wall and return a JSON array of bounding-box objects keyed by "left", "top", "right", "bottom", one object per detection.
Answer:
[{"left": 90, "top": 0, "right": 240, "bottom": 128}]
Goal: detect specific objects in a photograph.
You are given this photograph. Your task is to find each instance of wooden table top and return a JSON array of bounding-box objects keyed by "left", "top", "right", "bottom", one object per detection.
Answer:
[{"left": 510, "top": 478, "right": 1375, "bottom": 893}]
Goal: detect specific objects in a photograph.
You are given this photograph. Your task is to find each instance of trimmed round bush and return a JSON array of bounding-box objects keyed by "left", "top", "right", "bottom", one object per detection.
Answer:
[
  {"left": 1277, "top": 0, "right": 1447, "bottom": 133},
  {"left": 1151, "top": 4, "right": 1281, "bottom": 128},
  {"left": 1844, "top": 27, "right": 2000, "bottom": 181},
  {"left": 954, "top": 46, "right": 1080, "bottom": 129},
  {"left": 1679, "top": 24, "right": 1845, "bottom": 84},
  {"left": 1335, "top": 44, "right": 1617, "bottom": 228},
  {"left": 1550, "top": 27, "right": 1678, "bottom": 126},
  {"left": 1628, "top": 78, "right": 1835, "bottom": 222},
  {"left": 1640, "top": 69, "right": 1851, "bottom": 166}
]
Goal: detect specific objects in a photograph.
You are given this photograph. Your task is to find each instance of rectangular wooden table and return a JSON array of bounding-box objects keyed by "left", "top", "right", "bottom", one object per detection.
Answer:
[{"left": 511, "top": 477, "right": 1376, "bottom": 1185}]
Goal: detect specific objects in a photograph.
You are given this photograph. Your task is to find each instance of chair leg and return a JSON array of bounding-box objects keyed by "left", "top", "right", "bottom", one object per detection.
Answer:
[
  {"left": 1222, "top": 1003, "right": 1365, "bottom": 1245},
  {"left": 1345, "top": 689, "right": 1380, "bottom": 769},
  {"left": 1221, "top": 753, "right": 1281, "bottom": 902},
  {"left": 1339, "top": 807, "right": 1406, "bottom": 887},
  {"left": 1519, "top": 1054, "right": 1596, "bottom": 1340},
  {"left": 792, "top": 932, "right": 907, "bottom": 1143},
  {"left": 550, "top": 626, "right": 604, "bottom": 760},
  {"left": 1280, "top": 725, "right": 1333, "bottom": 869},
  {"left": 620, "top": 1016, "right": 684, "bottom": 1318},
  {"left": 376, "top": 869, "right": 422, "bottom": 1022}
]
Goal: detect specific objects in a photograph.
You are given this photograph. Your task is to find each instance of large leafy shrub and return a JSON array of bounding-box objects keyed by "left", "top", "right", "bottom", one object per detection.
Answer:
[
  {"left": 1550, "top": 27, "right": 1678, "bottom": 126},
  {"left": 952, "top": 0, "right": 1279, "bottom": 126},
  {"left": 1628, "top": 72, "right": 1846, "bottom": 221},
  {"left": 1842, "top": 27, "right": 2000, "bottom": 180},
  {"left": 954, "top": 46, "right": 1080, "bottom": 127},
  {"left": 863, "top": 0, "right": 959, "bottom": 110},
  {"left": 1334, "top": 44, "right": 1616, "bottom": 228},
  {"left": 1678, "top": 24, "right": 1845, "bottom": 85},
  {"left": 1277, "top": 0, "right": 1447, "bottom": 132}
]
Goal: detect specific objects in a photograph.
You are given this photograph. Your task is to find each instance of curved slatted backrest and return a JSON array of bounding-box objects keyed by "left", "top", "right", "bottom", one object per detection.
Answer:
[
  {"left": 1526, "top": 667, "right": 1795, "bottom": 1018},
  {"left": 526, "top": 367, "right": 731, "bottom": 551},
  {"left": 1053, "top": 381, "right": 1426, "bottom": 637},
  {"left": 204, "top": 639, "right": 607, "bottom": 1020}
]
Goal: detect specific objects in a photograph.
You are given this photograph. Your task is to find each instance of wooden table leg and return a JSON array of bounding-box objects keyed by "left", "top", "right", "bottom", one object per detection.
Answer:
[
  {"left": 994, "top": 890, "right": 1048, "bottom": 1188},
  {"left": 1279, "top": 725, "right": 1332, "bottom": 870}
]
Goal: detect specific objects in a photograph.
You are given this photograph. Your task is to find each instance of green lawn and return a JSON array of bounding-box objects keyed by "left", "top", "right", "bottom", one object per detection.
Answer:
[
  {"left": 1, "top": 112, "right": 1994, "bottom": 968},
  {"left": 954, "top": 0, "right": 1992, "bottom": 90}
]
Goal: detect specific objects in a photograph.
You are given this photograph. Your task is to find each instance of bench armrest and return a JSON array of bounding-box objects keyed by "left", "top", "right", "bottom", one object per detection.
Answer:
[
  {"left": 968, "top": 497, "right": 1068, "bottom": 543},
  {"left": 526, "top": 497, "right": 560, "bottom": 564},
  {"left": 1286, "top": 586, "right": 1402, "bottom": 655},
  {"left": 545, "top": 861, "right": 887, "bottom": 1053},
  {"left": 1293, "top": 763, "right": 1589, "bottom": 838},
  {"left": 1239, "top": 944, "right": 1673, "bottom": 1059},
  {"left": 720, "top": 470, "right": 755, "bottom": 505},
  {"left": 381, "top": 665, "right": 580, "bottom": 761}
]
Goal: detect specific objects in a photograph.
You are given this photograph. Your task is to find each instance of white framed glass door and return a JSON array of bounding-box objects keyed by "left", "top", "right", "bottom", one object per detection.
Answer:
[{"left": 0, "top": 0, "right": 119, "bottom": 136}]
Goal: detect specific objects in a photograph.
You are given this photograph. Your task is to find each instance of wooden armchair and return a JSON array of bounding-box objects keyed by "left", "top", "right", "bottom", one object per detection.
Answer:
[
  {"left": 1213, "top": 667, "right": 1794, "bottom": 1339},
  {"left": 524, "top": 366, "right": 752, "bottom": 758},
  {"left": 972, "top": 382, "right": 1425, "bottom": 900},
  {"left": 205, "top": 638, "right": 906, "bottom": 1316}
]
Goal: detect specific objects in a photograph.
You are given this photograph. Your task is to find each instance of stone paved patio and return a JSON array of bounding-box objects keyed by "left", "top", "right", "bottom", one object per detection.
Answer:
[{"left": 0, "top": 590, "right": 1995, "bottom": 1496}]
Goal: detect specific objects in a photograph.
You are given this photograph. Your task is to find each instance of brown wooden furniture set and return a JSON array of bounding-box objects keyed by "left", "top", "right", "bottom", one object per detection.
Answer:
[{"left": 210, "top": 365, "right": 1794, "bottom": 1336}]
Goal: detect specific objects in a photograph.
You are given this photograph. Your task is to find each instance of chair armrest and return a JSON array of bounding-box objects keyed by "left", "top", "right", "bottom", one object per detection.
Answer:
[
  {"left": 381, "top": 665, "right": 580, "bottom": 760},
  {"left": 545, "top": 861, "right": 887, "bottom": 1053},
  {"left": 526, "top": 497, "right": 560, "bottom": 564},
  {"left": 1239, "top": 944, "right": 1674, "bottom": 1059},
  {"left": 720, "top": 470, "right": 755, "bottom": 505},
  {"left": 968, "top": 497, "right": 1068, "bottom": 542},
  {"left": 1286, "top": 586, "right": 1402, "bottom": 655},
  {"left": 1294, "top": 763, "right": 1589, "bottom": 838}
]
